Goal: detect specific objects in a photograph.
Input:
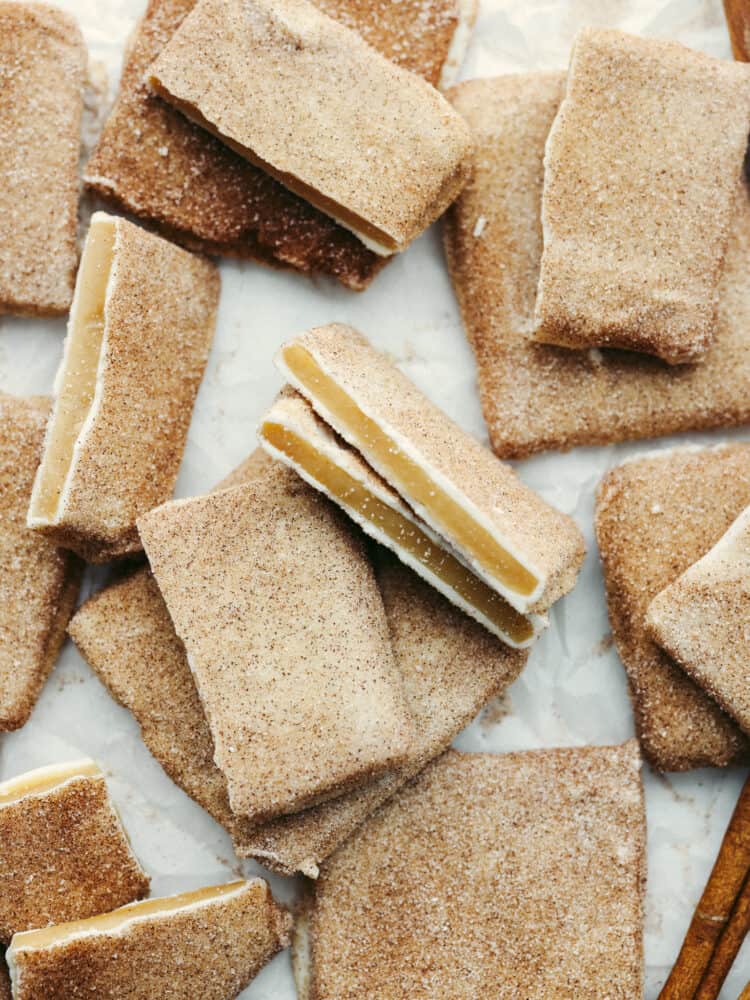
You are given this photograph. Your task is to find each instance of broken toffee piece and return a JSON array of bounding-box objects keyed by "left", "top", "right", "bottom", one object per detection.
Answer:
[
  {"left": 7, "top": 880, "right": 291, "bottom": 1000},
  {"left": 0, "top": 2, "right": 86, "bottom": 316},
  {"left": 137, "top": 464, "right": 414, "bottom": 823},
  {"left": 0, "top": 394, "right": 82, "bottom": 731},
  {"left": 295, "top": 744, "right": 645, "bottom": 999},
  {"left": 27, "top": 213, "right": 219, "bottom": 563},
  {"left": 259, "top": 391, "right": 539, "bottom": 647},
  {"left": 147, "top": 0, "right": 473, "bottom": 256},
  {"left": 276, "top": 324, "right": 585, "bottom": 615},
  {"left": 535, "top": 29, "right": 750, "bottom": 364},
  {"left": 85, "top": 0, "right": 475, "bottom": 289},
  {"left": 0, "top": 760, "right": 149, "bottom": 943}
]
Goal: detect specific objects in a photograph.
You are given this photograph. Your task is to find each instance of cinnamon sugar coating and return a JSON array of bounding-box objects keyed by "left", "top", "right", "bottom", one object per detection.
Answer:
[
  {"left": 85, "top": 0, "right": 472, "bottom": 289},
  {"left": 8, "top": 880, "right": 291, "bottom": 1000},
  {"left": 296, "top": 743, "right": 645, "bottom": 999},
  {"left": 535, "top": 29, "right": 750, "bottom": 364},
  {"left": 445, "top": 74, "right": 750, "bottom": 459},
  {"left": 72, "top": 491, "right": 525, "bottom": 875},
  {"left": 68, "top": 452, "right": 273, "bottom": 845},
  {"left": 137, "top": 465, "right": 413, "bottom": 823},
  {"left": 148, "top": 0, "right": 473, "bottom": 256},
  {"left": 0, "top": 395, "right": 82, "bottom": 731},
  {"left": 241, "top": 549, "right": 527, "bottom": 875},
  {"left": 595, "top": 445, "right": 750, "bottom": 771},
  {"left": 29, "top": 215, "right": 219, "bottom": 563},
  {"left": 0, "top": 3, "right": 86, "bottom": 316},
  {"left": 0, "top": 768, "right": 149, "bottom": 942},
  {"left": 279, "top": 324, "right": 585, "bottom": 614},
  {"left": 646, "top": 504, "right": 750, "bottom": 736}
]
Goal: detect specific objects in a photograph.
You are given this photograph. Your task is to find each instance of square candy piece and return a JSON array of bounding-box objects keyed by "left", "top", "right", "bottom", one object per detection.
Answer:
[
  {"left": 0, "top": 760, "right": 149, "bottom": 942},
  {"left": 147, "top": 0, "right": 473, "bottom": 257},
  {"left": 138, "top": 465, "right": 414, "bottom": 823},
  {"left": 595, "top": 445, "right": 750, "bottom": 771},
  {"left": 0, "top": 3, "right": 86, "bottom": 316},
  {"left": 535, "top": 29, "right": 750, "bottom": 364},
  {"left": 444, "top": 73, "right": 750, "bottom": 459},
  {"left": 295, "top": 744, "right": 645, "bottom": 1000}
]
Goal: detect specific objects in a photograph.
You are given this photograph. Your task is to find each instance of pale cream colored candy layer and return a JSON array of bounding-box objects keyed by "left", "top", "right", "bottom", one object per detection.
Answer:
[
  {"left": 0, "top": 760, "right": 149, "bottom": 943},
  {"left": 646, "top": 504, "right": 750, "bottom": 735},
  {"left": 445, "top": 73, "right": 750, "bottom": 459},
  {"left": 595, "top": 445, "right": 750, "bottom": 772},
  {"left": 147, "top": 0, "right": 473, "bottom": 256},
  {"left": 535, "top": 29, "right": 750, "bottom": 365},
  {"left": 7, "top": 880, "right": 291, "bottom": 1000},
  {"left": 259, "top": 390, "right": 540, "bottom": 648},
  {"left": 295, "top": 744, "right": 645, "bottom": 1000},
  {"left": 0, "top": 3, "right": 86, "bottom": 316},
  {"left": 0, "top": 394, "right": 82, "bottom": 731},
  {"left": 85, "top": 0, "right": 475, "bottom": 289},
  {"left": 71, "top": 513, "right": 526, "bottom": 877},
  {"left": 276, "top": 323, "right": 585, "bottom": 615},
  {"left": 27, "top": 213, "right": 220, "bottom": 563},
  {"left": 137, "top": 464, "right": 414, "bottom": 823}
]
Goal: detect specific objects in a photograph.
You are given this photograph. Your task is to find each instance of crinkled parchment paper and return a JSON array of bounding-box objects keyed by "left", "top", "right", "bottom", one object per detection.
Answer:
[{"left": 0, "top": 1, "right": 747, "bottom": 996}]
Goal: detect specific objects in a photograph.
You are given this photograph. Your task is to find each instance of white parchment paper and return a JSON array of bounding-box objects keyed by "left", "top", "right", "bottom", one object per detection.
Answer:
[{"left": 1, "top": 1, "right": 748, "bottom": 996}]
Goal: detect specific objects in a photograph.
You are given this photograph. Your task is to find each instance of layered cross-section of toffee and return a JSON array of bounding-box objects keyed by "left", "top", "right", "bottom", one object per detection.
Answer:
[{"left": 259, "top": 398, "right": 538, "bottom": 648}]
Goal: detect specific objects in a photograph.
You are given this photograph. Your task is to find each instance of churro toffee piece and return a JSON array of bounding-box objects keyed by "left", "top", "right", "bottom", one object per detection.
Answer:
[
  {"left": 147, "top": 0, "right": 473, "bottom": 256},
  {"left": 0, "top": 395, "right": 82, "bottom": 731},
  {"left": 535, "top": 29, "right": 750, "bottom": 364},
  {"left": 646, "top": 504, "right": 750, "bottom": 736},
  {"left": 294, "top": 743, "right": 645, "bottom": 1000},
  {"left": 276, "top": 324, "right": 585, "bottom": 615},
  {"left": 595, "top": 445, "right": 750, "bottom": 772},
  {"left": 0, "top": 760, "right": 148, "bottom": 943},
  {"left": 444, "top": 74, "right": 750, "bottom": 460},
  {"left": 137, "top": 464, "right": 413, "bottom": 823},
  {"left": 0, "top": 3, "right": 86, "bottom": 316},
  {"left": 85, "top": 0, "right": 475, "bottom": 290},
  {"left": 7, "top": 880, "right": 291, "bottom": 1000},
  {"left": 259, "top": 391, "right": 540, "bottom": 647},
  {"left": 67, "top": 451, "right": 275, "bottom": 845},
  {"left": 27, "top": 213, "right": 219, "bottom": 563}
]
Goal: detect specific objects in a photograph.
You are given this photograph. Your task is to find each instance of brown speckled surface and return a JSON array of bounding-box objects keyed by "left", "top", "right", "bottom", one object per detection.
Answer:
[
  {"left": 9, "top": 879, "right": 291, "bottom": 1000},
  {"left": 70, "top": 447, "right": 526, "bottom": 876},
  {"left": 85, "top": 0, "right": 471, "bottom": 288},
  {"left": 0, "top": 395, "right": 82, "bottom": 731},
  {"left": 0, "top": 769, "right": 149, "bottom": 942},
  {"left": 535, "top": 29, "right": 750, "bottom": 364},
  {"left": 280, "top": 324, "right": 585, "bottom": 613},
  {"left": 595, "top": 445, "right": 750, "bottom": 771},
  {"left": 137, "top": 464, "right": 413, "bottom": 823},
  {"left": 0, "top": 3, "right": 86, "bottom": 316},
  {"left": 148, "top": 0, "right": 473, "bottom": 255},
  {"left": 295, "top": 743, "right": 645, "bottom": 999},
  {"left": 646, "top": 504, "right": 750, "bottom": 736},
  {"left": 31, "top": 215, "right": 219, "bottom": 563},
  {"left": 445, "top": 74, "right": 750, "bottom": 459}
]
